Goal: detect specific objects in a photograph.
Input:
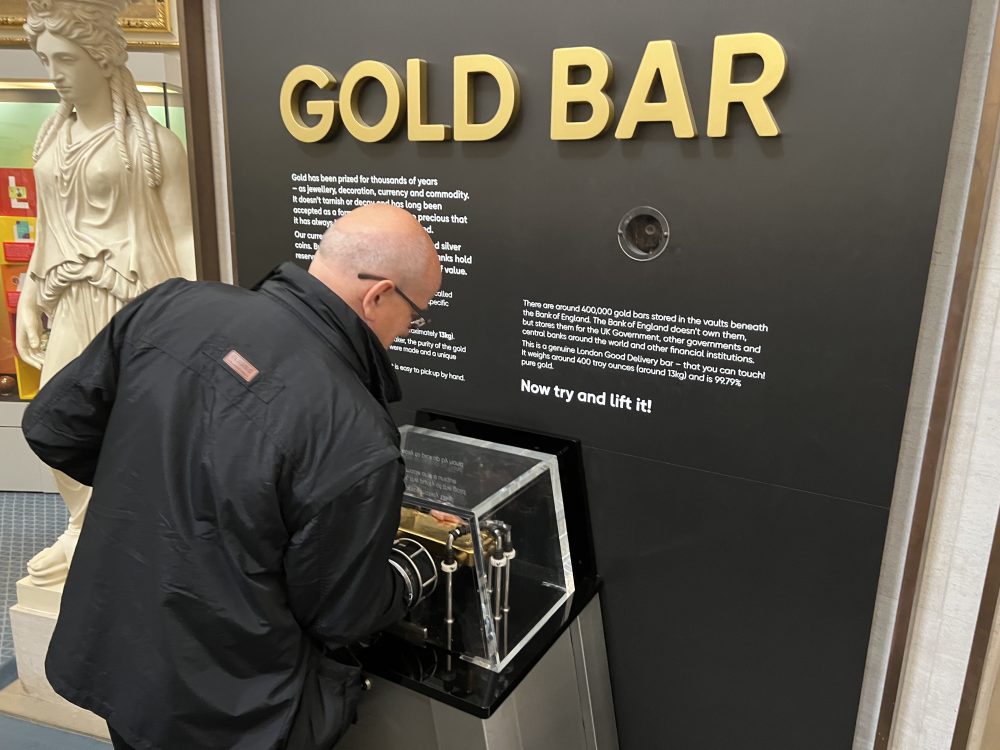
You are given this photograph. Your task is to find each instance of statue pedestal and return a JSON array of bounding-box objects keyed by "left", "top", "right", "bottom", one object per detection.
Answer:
[{"left": 1, "top": 577, "right": 109, "bottom": 740}]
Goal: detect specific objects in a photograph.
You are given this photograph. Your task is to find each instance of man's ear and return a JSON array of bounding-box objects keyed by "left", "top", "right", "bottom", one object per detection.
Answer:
[{"left": 360, "top": 279, "right": 394, "bottom": 321}]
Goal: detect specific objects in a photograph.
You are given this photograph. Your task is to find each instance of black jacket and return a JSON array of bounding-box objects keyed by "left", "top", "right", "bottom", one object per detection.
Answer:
[{"left": 23, "top": 263, "right": 408, "bottom": 749}]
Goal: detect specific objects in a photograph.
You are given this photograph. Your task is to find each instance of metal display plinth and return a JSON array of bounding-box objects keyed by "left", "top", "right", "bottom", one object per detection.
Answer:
[{"left": 341, "top": 595, "right": 617, "bottom": 750}]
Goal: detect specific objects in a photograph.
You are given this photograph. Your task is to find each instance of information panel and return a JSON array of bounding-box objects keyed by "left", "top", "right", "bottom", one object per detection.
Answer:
[{"left": 219, "top": 1, "right": 973, "bottom": 746}]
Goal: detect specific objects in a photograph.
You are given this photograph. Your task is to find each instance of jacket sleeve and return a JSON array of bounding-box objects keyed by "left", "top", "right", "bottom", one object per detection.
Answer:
[
  {"left": 284, "top": 457, "right": 409, "bottom": 649},
  {"left": 20, "top": 295, "right": 144, "bottom": 487}
]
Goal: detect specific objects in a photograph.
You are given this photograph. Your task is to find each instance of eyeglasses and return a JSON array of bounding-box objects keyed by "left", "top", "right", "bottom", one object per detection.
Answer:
[{"left": 357, "top": 273, "right": 431, "bottom": 328}]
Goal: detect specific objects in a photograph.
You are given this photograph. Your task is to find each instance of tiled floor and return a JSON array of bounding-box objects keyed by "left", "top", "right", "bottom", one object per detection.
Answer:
[
  {"left": 0, "top": 492, "right": 66, "bottom": 670},
  {"left": 0, "top": 714, "right": 109, "bottom": 749},
  {"left": 0, "top": 492, "right": 110, "bottom": 747}
]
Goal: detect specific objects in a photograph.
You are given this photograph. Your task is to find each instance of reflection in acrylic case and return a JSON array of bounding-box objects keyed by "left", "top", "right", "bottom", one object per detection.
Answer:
[{"left": 397, "top": 425, "right": 574, "bottom": 672}]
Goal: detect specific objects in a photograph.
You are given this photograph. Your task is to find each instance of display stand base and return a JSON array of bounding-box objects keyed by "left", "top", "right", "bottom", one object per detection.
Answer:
[
  {"left": 15, "top": 576, "right": 63, "bottom": 615},
  {"left": 0, "top": 677, "right": 110, "bottom": 740},
  {"left": 340, "top": 595, "right": 618, "bottom": 750},
  {"left": 3, "top": 578, "right": 109, "bottom": 741}
]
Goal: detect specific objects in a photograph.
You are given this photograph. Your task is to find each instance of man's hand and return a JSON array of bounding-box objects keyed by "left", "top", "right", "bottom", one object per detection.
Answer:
[
  {"left": 429, "top": 509, "right": 463, "bottom": 526},
  {"left": 15, "top": 277, "right": 45, "bottom": 369}
]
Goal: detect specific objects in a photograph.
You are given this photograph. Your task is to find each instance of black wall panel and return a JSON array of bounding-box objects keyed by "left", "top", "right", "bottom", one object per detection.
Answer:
[
  {"left": 583, "top": 448, "right": 889, "bottom": 749},
  {"left": 218, "top": 1, "right": 972, "bottom": 745}
]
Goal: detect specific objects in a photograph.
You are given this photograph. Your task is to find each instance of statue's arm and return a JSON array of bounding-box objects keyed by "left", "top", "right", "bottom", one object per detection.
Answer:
[
  {"left": 20, "top": 288, "right": 146, "bottom": 485},
  {"left": 158, "top": 126, "right": 197, "bottom": 280},
  {"left": 15, "top": 273, "right": 45, "bottom": 369}
]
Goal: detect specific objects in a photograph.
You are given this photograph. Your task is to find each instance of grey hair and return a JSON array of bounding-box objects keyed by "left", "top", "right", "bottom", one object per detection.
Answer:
[
  {"left": 317, "top": 224, "right": 432, "bottom": 290},
  {"left": 25, "top": 0, "right": 163, "bottom": 187}
]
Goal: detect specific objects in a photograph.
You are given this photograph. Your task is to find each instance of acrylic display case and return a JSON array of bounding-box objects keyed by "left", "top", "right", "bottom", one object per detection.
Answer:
[{"left": 396, "top": 425, "right": 575, "bottom": 672}]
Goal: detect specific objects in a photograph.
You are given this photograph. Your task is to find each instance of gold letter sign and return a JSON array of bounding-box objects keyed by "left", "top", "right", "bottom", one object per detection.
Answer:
[
  {"left": 279, "top": 35, "right": 788, "bottom": 144},
  {"left": 279, "top": 64, "right": 338, "bottom": 143},
  {"left": 408, "top": 59, "right": 452, "bottom": 141},
  {"left": 453, "top": 54, "right": 521, "bottom": 142},
  {"left": 707, "top": 33, "right": 787, "bottom": 137},
  {"left": 615, "top": 41, "right": 697, "bottom": 139},
  {"left": 550, "top": 47, "right": 615, "bottom": 141},
  {"left": 339, "top": 61, "right": 406, "bottom": 143}
]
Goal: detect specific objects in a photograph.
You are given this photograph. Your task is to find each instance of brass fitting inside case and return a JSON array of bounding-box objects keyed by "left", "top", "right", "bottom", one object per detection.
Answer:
[{"left": 397, "top": 507, "right": 496, "bottom": 567}]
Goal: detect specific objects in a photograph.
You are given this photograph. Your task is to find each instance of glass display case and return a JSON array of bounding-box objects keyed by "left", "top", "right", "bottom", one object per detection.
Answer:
[{"left": 396, "top": 425, "right": 575, "bottom": 672}]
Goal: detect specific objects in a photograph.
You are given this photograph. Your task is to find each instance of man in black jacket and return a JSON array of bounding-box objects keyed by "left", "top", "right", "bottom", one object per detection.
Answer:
[{"left": 21, "top": 204, "right": 442, "bottom": 749}]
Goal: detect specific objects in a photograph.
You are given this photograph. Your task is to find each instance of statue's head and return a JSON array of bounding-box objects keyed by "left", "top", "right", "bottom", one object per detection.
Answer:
[
  {"left": 25, "top": 0, "right": 129, "bottom": 106},
  {"left": 24, "top": 0, "right": 164, "bottom": 187}
]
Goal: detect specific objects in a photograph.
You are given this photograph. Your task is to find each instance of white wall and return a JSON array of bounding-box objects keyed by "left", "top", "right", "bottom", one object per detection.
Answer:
[
  {"left": 202, "top": 0, "right": 236, "bottom": 284},
  {"left": 0, "top": 402, "right": 55, "bottom": 492},
  {"left": 852, "top": 0, "right": 1000, "bottom": 743},
  {"left": 889, "top": 126, "right": 1000, "bottom": 749},
  {"left": 969, "top": 595, "right": 1000, "bottom": 747},
  {"left": 0, "top": 47, "right": 182, "bottom": 88}
]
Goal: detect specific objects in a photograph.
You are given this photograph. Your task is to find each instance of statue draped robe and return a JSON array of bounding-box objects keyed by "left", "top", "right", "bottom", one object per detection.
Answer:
[
  {"left": 31, "top": 116, "right": 181, "bottom": 378},
  {"left": 24, "top": 115, "right": 181, "bottom": 585}
]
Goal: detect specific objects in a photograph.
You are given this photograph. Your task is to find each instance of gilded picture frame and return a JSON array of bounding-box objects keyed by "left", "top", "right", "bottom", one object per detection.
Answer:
[{"left": 0, "top": 0, "right": 177, "bottom": 49}]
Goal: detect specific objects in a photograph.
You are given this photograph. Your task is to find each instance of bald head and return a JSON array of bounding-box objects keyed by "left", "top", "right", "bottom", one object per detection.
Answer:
[
  {"left": 311, "top": 204, "right": 438, "bottom": 290},
  {"left": 309, "top": 204, "right": 442, "bottom": 348}
]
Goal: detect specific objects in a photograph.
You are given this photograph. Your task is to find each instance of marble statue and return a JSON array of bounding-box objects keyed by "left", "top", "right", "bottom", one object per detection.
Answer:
[{"left": 15, "top": 0, "right": 195, "bottom": 586}]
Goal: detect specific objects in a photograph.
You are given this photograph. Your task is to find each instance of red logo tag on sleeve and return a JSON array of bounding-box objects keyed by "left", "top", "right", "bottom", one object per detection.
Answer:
[{"left": 223, "top": 350, "right": 259, "bottom": 383}]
